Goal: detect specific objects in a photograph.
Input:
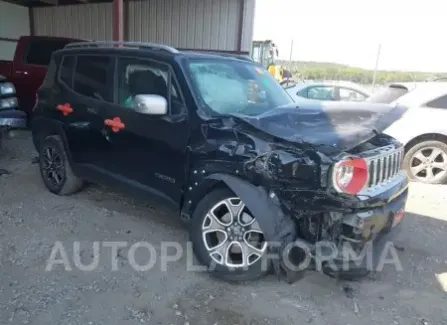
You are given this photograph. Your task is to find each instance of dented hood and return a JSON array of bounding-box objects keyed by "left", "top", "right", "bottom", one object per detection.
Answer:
[{"left": 231, "top": 101, "right": 408, "bottom": 151}]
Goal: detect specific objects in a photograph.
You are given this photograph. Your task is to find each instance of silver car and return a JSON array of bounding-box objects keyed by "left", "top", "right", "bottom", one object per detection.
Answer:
[
  {"left": 370, "top": 82, "right": 447, "bottom": 184},
  {"left": 285, "top": 80, "right": 371, "bottom": 102}
]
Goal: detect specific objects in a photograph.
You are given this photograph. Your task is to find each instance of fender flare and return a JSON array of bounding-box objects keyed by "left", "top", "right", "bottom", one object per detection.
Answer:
[
  {"left": 31, "top": 116, "right": 73, "bottom": 164},
  {"left": 206, "top": 173, "right": 297, "bottom": 244}
]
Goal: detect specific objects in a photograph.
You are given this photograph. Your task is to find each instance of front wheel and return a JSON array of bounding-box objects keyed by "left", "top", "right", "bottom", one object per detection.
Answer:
[
  {"left": 189, "top": 188, "right": 269, "bottom": 282},
  {"left": 403, "top": 140, "right": 447, "bottom": 184}
]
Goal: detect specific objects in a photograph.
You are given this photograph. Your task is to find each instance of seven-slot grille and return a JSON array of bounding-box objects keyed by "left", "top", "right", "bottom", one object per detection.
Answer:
[{"left": 367, "top": 147, "right": 404, "bottom": 187}]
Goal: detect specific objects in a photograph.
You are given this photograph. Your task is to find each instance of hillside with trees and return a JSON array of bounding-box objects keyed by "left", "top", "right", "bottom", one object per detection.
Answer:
[{"left": 278, "top": 60, "right": 447, "bottom": 84}]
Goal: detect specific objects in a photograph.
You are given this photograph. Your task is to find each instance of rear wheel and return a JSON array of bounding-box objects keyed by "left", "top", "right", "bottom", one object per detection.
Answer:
[
  {"left": 404, "top": 140, "right": 447, "bottom": 184},
  {"left": 190, "top": 188, "right": 269, "bottom": 282},
  {"left": 39, "top": 135, "right": 84, "bottom": 195}
]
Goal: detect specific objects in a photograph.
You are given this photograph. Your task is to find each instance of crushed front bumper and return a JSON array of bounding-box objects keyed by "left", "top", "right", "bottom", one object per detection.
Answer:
[
  {"left": 321, "top": 182, "right": 408, "bottom": 278},
  {"left": 283, "top": 171, "right": 409, "bottom": 281}
]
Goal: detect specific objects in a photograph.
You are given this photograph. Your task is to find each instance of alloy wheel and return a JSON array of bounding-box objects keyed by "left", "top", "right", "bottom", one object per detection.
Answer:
[
  {"left": 410, "top": 146, "right": 447, "bottom": 182},
  {"left": 41, "top": 145, "right": 65, "bottom": 188},
  {"left": 201, "top": 198, "right": 267, "bottom": 268}
]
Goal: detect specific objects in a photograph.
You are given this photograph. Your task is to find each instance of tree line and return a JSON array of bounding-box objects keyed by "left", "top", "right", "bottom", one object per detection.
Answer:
[{"left": 278, "top": 60, "right": 446, "bottom": 84}]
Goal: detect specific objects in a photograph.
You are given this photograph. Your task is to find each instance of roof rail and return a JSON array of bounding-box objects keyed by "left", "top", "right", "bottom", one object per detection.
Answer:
[
  {"left": 180, "top": 49, "right": 253, "bottom": 62},
  {"left": 65, "top": 41, "right": 179, "bottom": 54}
]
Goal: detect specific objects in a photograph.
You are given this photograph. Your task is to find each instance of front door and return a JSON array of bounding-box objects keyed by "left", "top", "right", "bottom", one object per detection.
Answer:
[{"left": 96, "top": 56, "right": 189, "bottom": 206}]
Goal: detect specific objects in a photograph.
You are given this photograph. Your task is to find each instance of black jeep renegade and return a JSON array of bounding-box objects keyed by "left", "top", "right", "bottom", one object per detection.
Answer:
[{"left": 32, "top": 41, "right": 409, "bottom": 282}]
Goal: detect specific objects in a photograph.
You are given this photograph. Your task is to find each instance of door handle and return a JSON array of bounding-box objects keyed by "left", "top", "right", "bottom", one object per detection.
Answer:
[
  {"left": 57, "top": 103, "right": 73, "bottom": 116},
  {"left": 16, "top": 71, "right": 28, "bottom": 75},
  {"left": 104, "top": 117, "right": 125, "bottom": 133}
]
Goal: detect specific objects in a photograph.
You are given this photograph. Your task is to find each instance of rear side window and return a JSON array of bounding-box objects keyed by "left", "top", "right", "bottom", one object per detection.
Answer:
[
  {"left": 366, "top": 85, "right": 408, "bottom": 104},
  {"left": 307, "top": 86, "right": 335, "bottom": 100},
  {"left": 24, "top": 39, "right": 72, "bottom": 66},
  {"left": 59, "top": 56, "right": 76, "bottom": 87},
  {"left": 73, "top": 55, "right": 112, "bottom": 102},
  {"left": 425, "top": 94, "right": 447, "bottom": 109}
]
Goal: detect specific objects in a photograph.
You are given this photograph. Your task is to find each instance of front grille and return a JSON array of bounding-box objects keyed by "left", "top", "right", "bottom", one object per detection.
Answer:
[{"left": 366, "top": 147, "right": 404, "bottom": 187}]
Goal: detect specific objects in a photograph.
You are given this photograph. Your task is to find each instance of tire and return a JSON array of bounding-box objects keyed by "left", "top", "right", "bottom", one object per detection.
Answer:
[
  {"left": 39, "top": 135, "right": 84, "bottom": 195},
  {"left": 189, "top": 188, "right": 269, "bottom": 282},
  {"left": 403, "top": 140, "right": 447, "bottom": 184}
]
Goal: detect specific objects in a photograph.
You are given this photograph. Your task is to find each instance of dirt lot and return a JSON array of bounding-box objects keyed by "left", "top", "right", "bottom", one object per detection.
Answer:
[{"left": 0, "top": 131, "right": 446, "bottom": 325}]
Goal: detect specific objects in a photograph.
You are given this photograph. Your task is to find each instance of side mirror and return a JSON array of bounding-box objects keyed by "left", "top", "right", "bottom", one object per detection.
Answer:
[{"left": 134, "top": 94, "right": 168, "bottom": 115}]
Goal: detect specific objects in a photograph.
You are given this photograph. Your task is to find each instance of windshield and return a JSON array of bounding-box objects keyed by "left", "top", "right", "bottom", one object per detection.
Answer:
[{"left": 188, "top": 59, "right": 294, "bottom": 116}]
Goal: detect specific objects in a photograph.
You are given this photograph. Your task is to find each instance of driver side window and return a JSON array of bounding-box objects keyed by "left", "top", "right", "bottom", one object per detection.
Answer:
[
  {"left": 115, "top": 57, "right": 184, "bottom": 115},
  {"left": 307, "top": 86, "right": 335, "bottom": 101}
]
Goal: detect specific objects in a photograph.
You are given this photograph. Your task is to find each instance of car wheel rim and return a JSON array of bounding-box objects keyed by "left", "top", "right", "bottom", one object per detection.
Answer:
[
  {"left": 201, "top": 197, "right": 267, "bottom": 268},
  {"left": 410, "top": 146, "right": 447, "bottom": 182},
  {"left": 41, "top": 145, "right": 65, "bottom": 188}
]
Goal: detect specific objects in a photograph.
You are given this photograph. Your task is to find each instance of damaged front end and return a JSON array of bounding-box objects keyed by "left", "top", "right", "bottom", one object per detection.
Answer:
[
  {"left": 213, "top": 136, "right": 409, "bottom": 283},
  {"left": 184, "top": 101, "right": 409, "bottom": 283}
]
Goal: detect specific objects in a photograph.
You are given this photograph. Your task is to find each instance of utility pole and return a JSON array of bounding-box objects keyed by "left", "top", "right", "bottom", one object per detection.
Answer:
[
  {"left": 289, "top": 39, "right": 294, "bottom": 65},
  {"left": 372, "top": 43, "right": 382, "bottom": 89}
]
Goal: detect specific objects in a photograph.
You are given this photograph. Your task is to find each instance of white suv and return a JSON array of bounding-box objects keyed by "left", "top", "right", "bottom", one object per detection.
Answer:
[{"left": 368, "top": 82, "right": 447, "bottom": 184}]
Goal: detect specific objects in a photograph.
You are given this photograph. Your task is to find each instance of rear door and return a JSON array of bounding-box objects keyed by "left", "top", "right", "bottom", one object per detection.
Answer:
[
  {"left": 55, "top": 54, "right": 114, "bottom": 169},
  {"left": 12, "top": 37, "right": 74, "bottom": 113}
]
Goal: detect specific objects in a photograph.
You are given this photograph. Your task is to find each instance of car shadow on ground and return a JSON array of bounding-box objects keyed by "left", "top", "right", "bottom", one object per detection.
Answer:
[
  {"left": 80, "top": 179, "right": 447, "bottom": 295},
  {"left": 75, "top": 183, "right": 186, "bottom": 230}
]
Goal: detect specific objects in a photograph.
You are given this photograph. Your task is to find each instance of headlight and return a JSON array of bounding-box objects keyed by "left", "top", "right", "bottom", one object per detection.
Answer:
[
  {"left": 0, "top": 97, "right": 18, "bottom": 109},
  {"left": 332, "top": 158, "right": 368, "bottom": 195},
  {"left": 0, "top": 82, "right": 15, "bottom": 96}
]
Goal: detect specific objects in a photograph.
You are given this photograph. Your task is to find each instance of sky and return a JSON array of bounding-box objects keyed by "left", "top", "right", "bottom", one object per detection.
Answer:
[{"left": 253, "top": 0, "right": 447, "bottom": 72}]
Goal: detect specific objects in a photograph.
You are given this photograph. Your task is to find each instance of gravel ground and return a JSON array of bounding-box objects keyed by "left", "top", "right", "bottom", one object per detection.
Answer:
[{"left": 0, "top": 131, "right": 446, "bottom": 325}]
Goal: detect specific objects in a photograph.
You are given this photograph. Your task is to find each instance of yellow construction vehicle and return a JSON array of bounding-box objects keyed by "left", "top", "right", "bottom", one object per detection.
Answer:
[{"left": 250, "top": 40, "right": 294, "bottom": 86}]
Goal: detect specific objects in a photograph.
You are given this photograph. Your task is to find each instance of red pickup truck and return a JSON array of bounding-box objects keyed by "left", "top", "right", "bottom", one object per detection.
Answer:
[{"left": 0, "top": 36, "right": 80, "bottom": 116}]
